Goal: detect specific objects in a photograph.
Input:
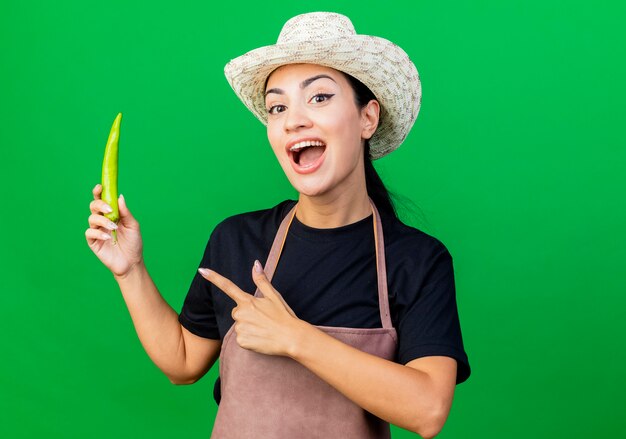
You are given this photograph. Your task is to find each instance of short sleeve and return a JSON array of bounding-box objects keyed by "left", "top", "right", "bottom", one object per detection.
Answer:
[
  {"left": 178, "top": 235, "right": 221, "bottom": 340},
  {"left": 396, "top": 246, "right": 471, "bottom": 384}
]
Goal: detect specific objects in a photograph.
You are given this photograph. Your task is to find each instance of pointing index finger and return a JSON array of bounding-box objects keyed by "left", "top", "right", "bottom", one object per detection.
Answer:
[{"left": 198, "top": 268, "right": 249, "bottom": 304}]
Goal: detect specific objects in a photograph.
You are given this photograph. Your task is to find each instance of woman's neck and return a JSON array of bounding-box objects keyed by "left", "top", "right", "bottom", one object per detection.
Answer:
[{"left": 295, "top": 188, "right": 371, "bottom": 229}]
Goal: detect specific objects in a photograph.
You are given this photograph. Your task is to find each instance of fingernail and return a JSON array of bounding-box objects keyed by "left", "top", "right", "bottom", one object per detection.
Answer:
[
  {"left": 254, "top": 260, "right": 263, "bottom": 274},
  {"left": 198, "top": 268, "right": 211, "bottom": 276},
  {"left": 120, "top": 194, "right": 124, "bottom": 202},
  {"left": 103, "top": 204, "right": 113, "bottom": 213},
  {"left": 107, "top": 221, "right": 118, "bottom": 230}
]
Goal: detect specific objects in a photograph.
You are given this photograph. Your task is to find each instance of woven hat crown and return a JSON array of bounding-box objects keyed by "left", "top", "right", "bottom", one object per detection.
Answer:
[{"left": 277, "top": 12, "right": 357, "bottom": 43}]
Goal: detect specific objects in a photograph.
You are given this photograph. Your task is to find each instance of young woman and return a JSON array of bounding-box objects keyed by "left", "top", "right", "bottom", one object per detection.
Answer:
[{"left": 86, "top": 12, "right": 470, "bottom": 438}]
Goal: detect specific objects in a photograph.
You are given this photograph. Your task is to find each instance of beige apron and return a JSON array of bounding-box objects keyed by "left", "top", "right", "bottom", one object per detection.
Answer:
[{"left": 210, "top": 199, "right": 398, "bottom": 438}]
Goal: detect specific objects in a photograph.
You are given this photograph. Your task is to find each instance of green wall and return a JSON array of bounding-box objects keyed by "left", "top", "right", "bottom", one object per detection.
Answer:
[{"left": 1, "top": 0, "right": 624, "bottom": 437}]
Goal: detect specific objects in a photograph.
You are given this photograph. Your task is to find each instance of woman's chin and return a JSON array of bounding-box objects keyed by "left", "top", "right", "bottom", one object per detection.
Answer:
[
  {"left": 287, "top": 176, "right": 332, "bottom": 198},
  {"left": 293, "top": 184, "right": 328, "bottom": 198}
]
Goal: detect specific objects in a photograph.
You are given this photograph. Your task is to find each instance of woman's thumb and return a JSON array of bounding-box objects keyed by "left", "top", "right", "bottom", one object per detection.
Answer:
[{"left": 118, "top": 194, "right": 138, "bottom": 226}]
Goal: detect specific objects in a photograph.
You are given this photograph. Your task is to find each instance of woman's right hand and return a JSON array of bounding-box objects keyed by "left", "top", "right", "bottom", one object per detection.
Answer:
[{"left": 85, "top": 184, "right": 144, "bottom": 278}]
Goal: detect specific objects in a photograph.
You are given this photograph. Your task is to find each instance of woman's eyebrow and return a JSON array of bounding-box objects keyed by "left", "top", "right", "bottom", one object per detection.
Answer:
[{"left": 265, "top": 74, "right": 336, "bottom": 98}]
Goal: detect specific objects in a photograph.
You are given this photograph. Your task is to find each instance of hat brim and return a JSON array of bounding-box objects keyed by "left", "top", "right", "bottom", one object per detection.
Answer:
[{"left": 224, "top": 35, "right": 421, "bottom": 160}]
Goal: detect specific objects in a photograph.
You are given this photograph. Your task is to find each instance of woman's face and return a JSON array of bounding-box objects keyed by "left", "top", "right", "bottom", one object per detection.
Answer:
[{"left": 264, "top": 63, "right": 378, "bottom": 199}]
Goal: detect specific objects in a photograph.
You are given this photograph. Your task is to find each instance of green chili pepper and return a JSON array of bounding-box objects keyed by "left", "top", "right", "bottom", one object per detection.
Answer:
[{"left": 101, "top": 112, "right": 122, "bottom": 244}]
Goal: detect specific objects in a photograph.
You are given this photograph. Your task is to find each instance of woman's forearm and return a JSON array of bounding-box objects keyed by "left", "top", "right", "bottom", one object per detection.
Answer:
[
  {"left": 287, "top": 321, "right": 444, "bottom": 438},
  {"left": 113, "top": 261, "right": 188, "bottom": 383}
]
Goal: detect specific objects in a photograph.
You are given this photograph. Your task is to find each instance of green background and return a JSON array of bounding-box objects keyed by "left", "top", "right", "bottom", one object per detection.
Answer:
[{"left": 1, "top": 0, "right": 624, "bottom": 437}]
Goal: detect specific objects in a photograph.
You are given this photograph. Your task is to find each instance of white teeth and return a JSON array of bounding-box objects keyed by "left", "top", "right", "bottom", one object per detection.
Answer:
[{"left": 289, "top": 140, "right": 325, "bottom": 151}]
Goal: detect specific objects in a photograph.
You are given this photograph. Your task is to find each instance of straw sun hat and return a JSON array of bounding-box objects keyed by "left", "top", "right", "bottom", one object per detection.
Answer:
[{"left": 223, "top": 11, "right": 422, "bottom": 160}]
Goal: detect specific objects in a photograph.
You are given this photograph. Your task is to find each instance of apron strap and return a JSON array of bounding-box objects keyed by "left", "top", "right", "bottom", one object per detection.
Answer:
[
  {"left": 258, "top": 202, "right": 298, "bottom": 286},
  {"left": 256, "top": 199, "right": 393, "bottom": 329},
  {"left": 370, "top": 200, "right": 393, "bottom": 329}
]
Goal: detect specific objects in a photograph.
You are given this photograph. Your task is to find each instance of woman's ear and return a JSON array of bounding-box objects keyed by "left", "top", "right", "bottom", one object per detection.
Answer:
[{"left": 361, "top": 99, "right": 380, "bottom": 140}]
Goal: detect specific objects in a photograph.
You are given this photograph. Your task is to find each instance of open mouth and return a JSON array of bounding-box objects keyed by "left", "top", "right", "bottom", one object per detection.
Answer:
[{"left": 290, "top": 140, "right": 327, "bottom": 168}]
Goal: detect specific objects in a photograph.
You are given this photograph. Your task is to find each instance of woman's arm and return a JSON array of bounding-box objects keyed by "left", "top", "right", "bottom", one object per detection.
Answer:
[
  {"left": 86, "top": 186, "right": 220, "bottom": 385},
  {"left": 287, "top": 320, "right": 457, "bottom": 438},
  {"left": 115, "top": 262, "right": 221, "bottom": 385},
  {"left": 199, "top": 263, "right": 457, "bottom": 438}
]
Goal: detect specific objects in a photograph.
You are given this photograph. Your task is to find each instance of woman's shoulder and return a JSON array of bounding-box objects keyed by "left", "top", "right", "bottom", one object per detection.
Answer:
[
  {"left": 211, "top": 199, "right": 297, "bottom": 238},
  {"left": 382, "top": 214, "right": 453, "bottom": 265}
]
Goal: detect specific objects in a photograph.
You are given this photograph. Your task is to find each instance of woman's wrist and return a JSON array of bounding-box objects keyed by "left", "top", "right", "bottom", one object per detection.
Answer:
[
  {"left": 286, "top": 319, "right": 318, "bottom": 360},
  {"left": 113, "top": 259, "right": 146, "bottom": 283}
]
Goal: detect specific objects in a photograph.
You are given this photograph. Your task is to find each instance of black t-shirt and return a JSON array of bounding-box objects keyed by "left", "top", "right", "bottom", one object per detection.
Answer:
[{"left": 179, "top": 200, "right": 471, "bottom": 402}]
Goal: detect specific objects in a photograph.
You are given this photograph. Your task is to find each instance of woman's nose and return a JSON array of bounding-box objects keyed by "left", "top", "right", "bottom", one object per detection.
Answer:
[{"left": 283, "top": 102, "right": 313, "bottom": 132}]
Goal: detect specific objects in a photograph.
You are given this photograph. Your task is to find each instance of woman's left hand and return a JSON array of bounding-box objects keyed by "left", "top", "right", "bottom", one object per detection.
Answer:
[{"left": 198, "top": 261, "right": 303, "bottom": 357}]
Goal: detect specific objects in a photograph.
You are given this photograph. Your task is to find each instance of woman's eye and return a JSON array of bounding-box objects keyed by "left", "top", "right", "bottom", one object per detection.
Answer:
[
  {"left": 311, "top": 93, "right": 334, "bottom": 103},
  {"left": 267, "top": 94, "right": 334, "bottom": 115},
  {"left": 267, "top": 105, "right": 286, "bottom": 115}
]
